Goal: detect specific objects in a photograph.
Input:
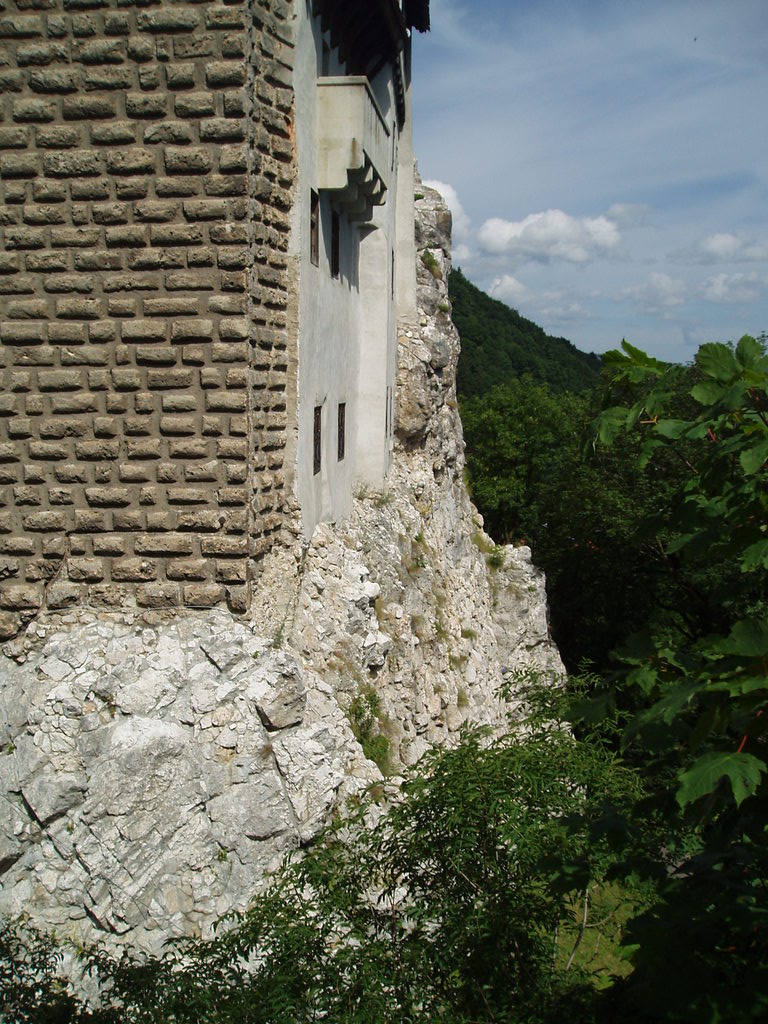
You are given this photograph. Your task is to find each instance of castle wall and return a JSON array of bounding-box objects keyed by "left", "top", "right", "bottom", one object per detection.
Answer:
[{"left": 0, "top": 0, "right": 298, "bottom": 638}]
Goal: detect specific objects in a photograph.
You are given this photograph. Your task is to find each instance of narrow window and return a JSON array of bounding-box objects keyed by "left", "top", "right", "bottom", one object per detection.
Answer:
[
  {"left": 331, "top": 210, "right": 340, "bottom": 278},
  {"left": 337, "top": 402, "right": 346, "bottom": 461},
  {"left": 313, "top": 406, "right": 322, "bottom": 475},
  {"left": 385, "top": 385, "right": 391, "bottom": 437},
  {"left": 391, "top": 247, "right": 395, "bottom": 298},
  {"left": 310, "top": 190, "right": 319, "bottom": 266}
]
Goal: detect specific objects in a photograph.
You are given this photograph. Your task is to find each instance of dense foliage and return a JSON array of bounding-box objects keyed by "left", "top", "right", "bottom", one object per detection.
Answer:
[
  {"left": 460, "top": 377, "right": 670, "bottom": 669},
  {"left": 2, "top": 679, "right": 642, "bottom": 1023},
  {"left": 3, "top": 327, "right": 766, "bottom": 1022},
  {"left": 450, "top": 268, "right": 601, "bottom": 398},
  {"left": 586, "top": 337, "right": 768, "bottom": 1021}
]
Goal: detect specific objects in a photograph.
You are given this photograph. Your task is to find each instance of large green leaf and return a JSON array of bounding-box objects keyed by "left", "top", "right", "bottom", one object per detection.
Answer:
[
  {"left": 736, "top": 333, "right": 768, "bottom": 370},
  {"left": 697, "top": 342, "right": 741, "bottom": 383},
  {"left": 597, "top": 406, "right": 630, "bottom": 445},
  {"left": 741, "top": 538, "right": 768, "bottom": 571},
  {"left": 690, "top": 379, "right": 726, "bottom": 406},
  {"left": 740, "top": 437, "right": 768, "bottom": 475},
  {"left": 620, "top": 339, "right": 668, "bottom": 371},
  {"left": 715, "top": 617, "right": 768, "bottom": 657},
  {"left": 676, "top": 750, "right": 765, "bottom": 809}
]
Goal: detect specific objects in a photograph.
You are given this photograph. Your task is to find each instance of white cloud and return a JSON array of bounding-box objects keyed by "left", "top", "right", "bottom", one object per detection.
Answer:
[
  {"left": 422, "top": 178, "right": 472, "bottom": 245},
  {"left": 606, "top": 203, "right": 651, "bottom": 228},
  {"left": 489, "top": 275, "right": 586, "bottom": 324},
  {"left": 675, "top": 233, "right": 768, "bottom": 264},
  {"left": 623, "top": 272, "right": 686, "bottom": 314},
  {"left": 489, "top": 274, "right": 531, "bottom": 306},
  {"left": 700, "top": 271, "right": 766, "bottom": 304},
  {"left": 477, "top": 209, "right": 620, "bottom": 263}
]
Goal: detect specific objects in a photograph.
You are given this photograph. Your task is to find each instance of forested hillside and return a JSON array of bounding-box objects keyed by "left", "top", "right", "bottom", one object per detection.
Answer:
[{"left": 450, "top": 268, "right": 601, "bottom": 396}]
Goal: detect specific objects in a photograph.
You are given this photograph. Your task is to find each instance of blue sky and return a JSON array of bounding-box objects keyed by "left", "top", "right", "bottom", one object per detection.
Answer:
[{"left": 411, "top": 0, "right": 768, "bottom": 363}]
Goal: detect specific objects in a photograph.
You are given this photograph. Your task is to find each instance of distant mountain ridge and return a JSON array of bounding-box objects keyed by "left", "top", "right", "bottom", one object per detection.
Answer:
[{"left": 449, "top": 268, "right": 601, "bottom": 397}]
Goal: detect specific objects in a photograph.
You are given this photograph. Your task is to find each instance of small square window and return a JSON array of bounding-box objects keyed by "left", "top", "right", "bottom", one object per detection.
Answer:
[
  {"left": 310, "top": 190, "right": 319, "bottom": 267},
  {"left": 331, "top": 211, "right": 340, "bottom": 278},
  {"left": 337, "top": 402, "right": 346, "bottom": 461},
  {"left": 313, "top": 405, "right": 322, "bottom": 475}
]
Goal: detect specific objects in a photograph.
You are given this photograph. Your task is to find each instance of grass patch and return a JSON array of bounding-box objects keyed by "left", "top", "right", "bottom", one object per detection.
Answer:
[
  {"left": 421, "top": 249, "right": 443, "bottom": 280},
  {"left": 347, "top": 687, "right": 391, "bottom": 775}
]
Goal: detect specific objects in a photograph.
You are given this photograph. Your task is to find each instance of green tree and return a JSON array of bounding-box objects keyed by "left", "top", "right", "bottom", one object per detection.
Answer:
[
  {"left": 450, "top": 268, "right": 600, "bottom": 398},
  {"left": 589, "top": 336, "right": 768, "bottom": 1022},
  {"left": 461, "top": 377, "right": 689, "bottom": 671}
]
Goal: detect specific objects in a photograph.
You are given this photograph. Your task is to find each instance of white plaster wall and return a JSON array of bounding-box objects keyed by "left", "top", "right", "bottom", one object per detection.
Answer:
[{"left": 292, "top": 1, "right": 412, "bottom": 537}]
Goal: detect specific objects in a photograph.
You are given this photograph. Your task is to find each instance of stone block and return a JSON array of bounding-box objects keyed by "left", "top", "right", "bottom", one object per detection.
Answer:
[
  {"left": 201, "top": 536, "right": 247, "bottom": 557},
  {"left": 61, "top": 96, "right": 116, "bottom": 120},
  {"left": 75, "top": 439, "right": 119, "bottom": 460},
  {"left": 134, "top": 534, "right": 194, "bottom": 557},
  {"left": 66, "top": 557, "right": 104, "bottom": 582},
  {"left": 174, "top": 92, "right": 215, "bottom": 118},
  {"left": 70, "top": 179, "right": 110, "bottom": 200},
  {"left": 0, "top": 153, "right": 39, "bottom": 178},
  {"left": 73, "top": 39, "right": 126, "bottom": 65},
  {"left": 105, "top": 226, "right": 149, "bottom": 248},
  {"left": 85, "top": 487, "right": 131, "bottom": 508},
  {"left": 84, "top": 68, "right": 133, "bottom": 91},
  {"left": 149, "top": 224, "right": 203, "bottom": 247},
  {"left": 22, "top": 511, "right": 68, "bottom": 532},
  {"left": 46, "top": 583, "right": 82, "bottom": 609},
  {"left": 133, "top": 200, "right": 179, "bottom": 223},
  {"left": 136, "top": 583, "right": 180, "bottom": 608},
  {"left": 121, "top": 320, "right": 165, "bottom": 342},
  {"left": 111, "top": 557, "right": 156, "bottom": 582},
  {"left": 40, "top": 417, "right": 88, "bottom": 439},
  {"left": 134, "top": 346, "right": 176, "bottom": 366},
  {"left": 205, "top": 61, "right": 246, "bottom": 87},
  {"left": 126, "top": 439, "right": 162, "bottom": 460},
  {"left": 159, "top": 414, "right": 196, "bottom": 435},
  {"left": 200, "top": 118, "right": 246, "bottom": 142},
  {"left": 165, "top": 63, "right": 195, "bottom": 89},
  {"left": 170, "top": 318, "right": 213, "bottom": 342},
  {"left": 55, "top": 298, "right": 102, "bottom": 319},
  {"left": 105, "top": 149, "right": 156, "bottom": 175},
  {"left": 37, "top": 369, "right": 82, "bottom": 390},
  {"left": 0, "top": 583, "right": 43, "bottom": 610},
  {"left": 12, "top": 98, "right": 55, "bottom": 122},
  {"left": 166, "top": 558, "right": 208, "bottom": 581},
  {"left": 164, "top": 147, "right": 213, "bottom": 175},
  {"left": 203, "top": 174, "right": 247, "bottom": 196},
  {"left": 182, "top": 583, "right": 225, "bottom": 607},
  {"left": 27, "top": 440, "right": 70, "bottom": 460},
  {"left": 216, "top": 438, "right": 248, "bottom": 460},
  {"left": 205, "top": 391, "right": 246, "bottom": 412},
  {"left": 137, "top": 9, "right": 200, "bottom": 33},
  {"left": 4, "top": 228, "right": 46, "bottom": 251},
  {"left": 92, "top": 535, "right": 126, "bottom": 556},
  {"left": 90, "top": 121, "right": 136, "bottom": 145},
  {"left": 50, "top": 227, "right": 101, "bottom": 247},
  {"left": 112, "top": 510, "right": 145, "bottom": 531},
  {"left": 125, "top": 93, "right": 167, "bottom": 119}
]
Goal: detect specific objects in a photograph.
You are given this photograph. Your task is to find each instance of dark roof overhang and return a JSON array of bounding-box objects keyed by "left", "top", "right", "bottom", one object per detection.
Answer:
[
  {"left": 312, "top": 1, "right": 430, "bottom": 125},
  {"left": 404, "top": 0, "right": 430, "bottom": 32}
]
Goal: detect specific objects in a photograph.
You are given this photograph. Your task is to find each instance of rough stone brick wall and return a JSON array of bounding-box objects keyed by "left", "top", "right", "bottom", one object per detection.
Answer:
[{"left": 0, "top": 0, "right": 296, "bottom": 638}]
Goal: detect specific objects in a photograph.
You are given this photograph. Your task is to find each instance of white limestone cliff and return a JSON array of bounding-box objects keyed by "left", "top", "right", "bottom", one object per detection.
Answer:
[{"left": 0, "top": 181, "right": 564, "bottom": 951}]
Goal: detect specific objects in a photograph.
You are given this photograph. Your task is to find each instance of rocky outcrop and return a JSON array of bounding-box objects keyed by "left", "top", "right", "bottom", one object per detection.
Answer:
[{"left": 0, "top": 180, "right": 564, "bottom": 951}]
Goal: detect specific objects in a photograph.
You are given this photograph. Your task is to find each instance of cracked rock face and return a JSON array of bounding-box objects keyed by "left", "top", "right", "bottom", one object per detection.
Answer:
[
  {"left": 0, "top": 612, "right": 375, "bottom": 946},
  {"left": 0, "top": 177, "right": 564, "bottom": 952}
]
